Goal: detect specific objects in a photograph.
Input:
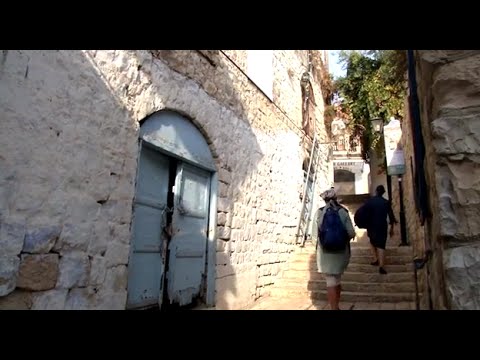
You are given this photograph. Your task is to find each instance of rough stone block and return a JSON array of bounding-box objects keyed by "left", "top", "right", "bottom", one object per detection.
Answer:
[
  {"left": 89, "top": 256, "right": 107, "bottom": 286},
  {"left": 65, "top": 287, "right": 96, "bottom": 310},
  {"left": 217, "top": 212, "right": 227, "bottom": 226},
  {"left": 216, "top": 264, "right": 235, "bottom": 278},
  {"left": 110, "top": 223, "right": 131, "bottom": 245},
  {"left": 23, "top": 225, "right": 61, "bottom": 254},
  {"left": 0, "top": 256, "right": 20, "bottom": 296},
  {"left": 105, "top": 242, "right": 130, "bottom": 267},
  {"left": 88, "top": 221, "right": 110, "bottom": 256},
  {"left": 217, "top": 198, "right": 232, "bottom": 212},
  {"left": 103, "top": 265, "right": 128, "bottom": 293},
  {"left": 58, "top": 223, "right": 92, "bottom": 252},
  {"left": 433, "top": 54, "right": 480, "bottom": 110},
  {"left": 0, "top": 221, "right": 25, "bottom": 256},
  {"left": 419, "top": 50, "right": 480, "bottom": 65},
  {"left": 231, "top": 217, "right": 244, "bottom": 229},
  {"left": 101, "top": 199, "right": 133, "bottom": 224},
  {"left": 17, "top": 254, "right": 59, "bottom": 291},
  {"left": 444, "top": 245, "right": 480, "bottom": 309},
  {"left": 216, "top": 252, "right": 230, "bottom": 266},
  {"left": 217, "top": 226, "right": 231, "bottom": 240},
  {"left": 0, "top": 290, "right": 32, "bottom": 310},
  {"left": 432, "top": 114, "right": 480, "bottom": 155},
  {"left": 96, "top": 288, "right": 127, "bottom": 310},
  {"left": 57, "top": 253, "right": 90, "bottom": 289},
  {"left": 31, "top": 289, "right": 68, "bottom": 310}
]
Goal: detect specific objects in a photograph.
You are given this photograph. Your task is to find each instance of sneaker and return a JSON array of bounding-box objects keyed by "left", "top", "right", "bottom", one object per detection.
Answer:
[
  {"left": 379, "top": 267, "right": 387, "bottom": 275},
  {"left": 370, "top": 260, "right": 379, "bottom": 266}
]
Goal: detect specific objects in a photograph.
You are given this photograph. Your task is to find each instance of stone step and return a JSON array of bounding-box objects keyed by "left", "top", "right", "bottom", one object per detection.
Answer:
[
  {"left": 307, "top": 300, "right": 416, "bottom": 310},
  {"left": 348, "top": 263, "right": 412, "bottom": 273},
  {"left": 290, "top": 254, "right": 412, "bottom": 266},
  {"left": 247, "top": 297, "right": 416, "bottom": 310},
  {"left": 282, "top": 270, "right": 415, "bottom": 283},
  {"left": 351, "top": 247, "right": 413, "bottom": 257},
  {"left": 297, "top": 243, "right": 413, "bottom": 256},
  {"left": 270, "top": 288, "right": 415, "bottom": 303},
  {"left": 287, "top": 261, "right": 412, "bottom": 273},
  {"left": 350, "top": 255, "right": 412, "bottom": 265},
  {"left": 351, "top": 302, "right": 416, "bottom": 310},
  {"left": 276, "top": 279, "right": 415, "bottom": 293}
]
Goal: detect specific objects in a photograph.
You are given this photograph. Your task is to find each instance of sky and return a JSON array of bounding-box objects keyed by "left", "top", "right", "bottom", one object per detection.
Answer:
[{"left": 328, "top": 50, "right": 346, "bottom": 79}]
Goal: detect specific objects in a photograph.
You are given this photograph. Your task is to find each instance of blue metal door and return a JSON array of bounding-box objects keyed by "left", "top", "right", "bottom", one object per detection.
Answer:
[
  {"left": 127, "top": 142, "right": 170, "bottom": 309},
  {"left": 167, "top": 162, "right": 211, "bottom": 306}
]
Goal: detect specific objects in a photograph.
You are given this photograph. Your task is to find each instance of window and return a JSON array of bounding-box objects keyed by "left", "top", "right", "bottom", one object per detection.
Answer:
[{"left": 247, "top": 50, "right": 273, "bottom": 101}]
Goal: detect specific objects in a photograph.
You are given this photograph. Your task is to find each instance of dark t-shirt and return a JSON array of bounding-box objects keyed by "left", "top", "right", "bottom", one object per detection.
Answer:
[
  {"left": 364, "top": 195, "right": 396, "bottom": 229},
  {"left": 363, "top": 195, "right": 396, "bottom": 249}
]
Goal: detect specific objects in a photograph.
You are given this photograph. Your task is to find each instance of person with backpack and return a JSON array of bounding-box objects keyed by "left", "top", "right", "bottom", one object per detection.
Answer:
[
  {"left": 354, "top": 185, "right": 397, "bottom": 275},
  {"left": 312, "top": 188, "right": 356, "bottom": 310}
]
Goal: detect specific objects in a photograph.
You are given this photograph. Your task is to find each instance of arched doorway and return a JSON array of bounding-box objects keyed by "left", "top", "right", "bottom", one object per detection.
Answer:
[
  {"left": 127, "top": 110, "right": 217, "bottom": 310},
  {"left": 334, "top": 169, "right": 355, "bottom": 195}
]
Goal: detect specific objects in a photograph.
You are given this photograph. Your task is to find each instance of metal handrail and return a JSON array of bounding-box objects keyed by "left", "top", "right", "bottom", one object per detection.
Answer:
[{"left": 413, "top": 250, "right": 432, "bottom": 310}]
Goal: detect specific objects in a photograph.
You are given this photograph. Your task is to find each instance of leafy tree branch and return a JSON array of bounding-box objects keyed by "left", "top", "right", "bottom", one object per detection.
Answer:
[{"left": 332, "top": 50, "right": 407, "bottom": 163}]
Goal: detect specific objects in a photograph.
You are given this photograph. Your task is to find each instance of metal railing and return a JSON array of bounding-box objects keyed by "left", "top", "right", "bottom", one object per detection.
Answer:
[{"left": 413, "top": 250, "right": 432, "bottom": 310}]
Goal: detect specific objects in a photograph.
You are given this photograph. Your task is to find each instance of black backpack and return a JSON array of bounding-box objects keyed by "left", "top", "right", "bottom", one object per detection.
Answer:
[
  {"left": 354, "top": 203, "right": 369, "bottom": 229},
  {"left": 318, "top": 207, "right": 350, "bottom": 252}
]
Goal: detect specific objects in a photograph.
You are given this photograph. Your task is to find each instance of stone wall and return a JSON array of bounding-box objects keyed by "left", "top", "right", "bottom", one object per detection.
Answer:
[
  {"left": 0, "top": 50, "right": 330, "bottom": 310},
  {"left": 398, "top": 95, "right": 429, "bottom": 308},
  {"left": 413, "top": 50, "right": 480, "bottom": 309}
]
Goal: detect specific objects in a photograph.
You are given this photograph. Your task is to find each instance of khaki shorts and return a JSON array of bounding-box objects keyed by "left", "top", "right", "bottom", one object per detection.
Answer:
[{"left": 325, "top": 274, "right": 341, "bottom": 287}]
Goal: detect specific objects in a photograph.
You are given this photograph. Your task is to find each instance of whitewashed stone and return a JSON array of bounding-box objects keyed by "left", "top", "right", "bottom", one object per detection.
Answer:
[
  {"left": 31, "top": 289, "right": 68, "bottom": 310},
  {"left": 89, "top": 256, "right": 107, "bottom": 286},
  {"left": 23, "top": 225, "right": 61, "bottom": 253},
  {"left": 105, "top": 242, "right": 130, "bottom": 267},
  {"left": 0, "top": 256, "right": 20, "bottom": 296},
  {"left": 94, "top": 266, "right": 128, "bottom": 309},
  {"left": 57, "top": 253, "right": 90, "bottom": 289},
  {"left": 87, "top": 221, "right": 110, "bottom": 256},
  {"left": 101, "top": 199, "right": 132, "bottom": 224},
  {"left": 58, "top": 223, "right": 92, "bottom": 252},
  {"left": 96, "top": 288, "right": 127, "bottom": 310},
  {"left": 0, "top": 221, "right": 25, "bottom": 256},
  {"left": 217, "top": 212, "right": 227, "bottom": 226},
  {"left": 65, "top": 288, "right": 96, "bottom": 310},
  {"left": 110, "top": 223, "right": 131, "bottom": 245}
]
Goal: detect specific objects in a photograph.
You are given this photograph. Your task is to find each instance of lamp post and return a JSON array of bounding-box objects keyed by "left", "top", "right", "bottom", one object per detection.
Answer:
[
  {"left": 371, "top": 117, "right": 384, "bottom": 133},
  {"left": 370, "top": 116, "right": 408, "bottom": 247}
]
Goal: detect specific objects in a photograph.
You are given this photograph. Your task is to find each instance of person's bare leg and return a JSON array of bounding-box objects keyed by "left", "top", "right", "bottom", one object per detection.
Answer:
[
  {"left": 335, "top": 284, "right": 341, "bottom": 309},
  {"left": 327, "top": 286, "right": 339, "bottom": 310},
  {"left": 378, "top": 248, "right": 387, "bottom": 274},
  {"left": 370, "top": 242, "right": 379, "bottom": 265}
]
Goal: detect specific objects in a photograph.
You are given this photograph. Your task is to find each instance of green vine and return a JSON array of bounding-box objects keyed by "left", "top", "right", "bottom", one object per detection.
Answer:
[{"left": 333, "top": 50, "right": 407, "bottom": 162}]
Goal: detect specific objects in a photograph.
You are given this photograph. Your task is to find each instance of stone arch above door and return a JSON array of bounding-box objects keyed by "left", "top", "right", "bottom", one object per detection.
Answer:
[
  {"left": 334, "top": 169, "right": 355, "bottom": 183},
  {"left": 140, "top": 110, "right": 216, "bottom": 172},
  {"left": 334, "top": 169, "right": 356, "bottom": 195}
]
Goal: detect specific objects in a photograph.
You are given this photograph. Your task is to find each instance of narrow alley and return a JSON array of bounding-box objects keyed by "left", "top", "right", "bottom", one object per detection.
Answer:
[{"left": 1, "top": 50, "right": 479, "bottom": 310}]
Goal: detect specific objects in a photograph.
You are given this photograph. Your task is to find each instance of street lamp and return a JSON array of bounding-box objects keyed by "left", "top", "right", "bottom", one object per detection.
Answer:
[
  {"left": 371, "top": 117, "right": 384, "bottom": 134},
  {"left": 369, "top": 116, "right": 408, "bottom": 247}
]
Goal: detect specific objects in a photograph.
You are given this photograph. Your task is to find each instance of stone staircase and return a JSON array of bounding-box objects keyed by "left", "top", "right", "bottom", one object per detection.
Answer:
[
  {"left": 269, "top": 241, "right": 416, "bottom": 307},
  {"left": 248, "top": 195, "right": 418, "bottom": 310}
]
